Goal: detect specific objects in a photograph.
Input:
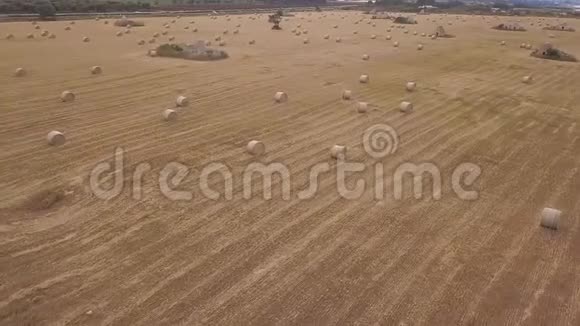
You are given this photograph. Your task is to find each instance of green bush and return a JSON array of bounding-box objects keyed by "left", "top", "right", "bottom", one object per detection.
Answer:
[
  {"left": 34, "top": 0, "right": 56, "bottom": 19},
  {"left": 546, "top": 48, "right": 560, "bottom": 58}
]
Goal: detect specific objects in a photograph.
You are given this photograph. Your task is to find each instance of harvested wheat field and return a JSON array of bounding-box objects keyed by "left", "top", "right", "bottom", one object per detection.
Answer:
[{"left": 1, "top": 11, "right": 580, "bottom": 325}]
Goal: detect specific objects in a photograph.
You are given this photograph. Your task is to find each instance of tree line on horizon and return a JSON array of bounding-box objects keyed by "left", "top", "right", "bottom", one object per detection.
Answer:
[{"left": 0, "top": 0, "right": 153, "bottom": 15}]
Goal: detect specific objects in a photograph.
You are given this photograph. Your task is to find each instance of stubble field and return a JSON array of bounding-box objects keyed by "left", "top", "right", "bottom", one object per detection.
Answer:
[{"left": 1, "top": 10, "right": 580, "bottom": 325}]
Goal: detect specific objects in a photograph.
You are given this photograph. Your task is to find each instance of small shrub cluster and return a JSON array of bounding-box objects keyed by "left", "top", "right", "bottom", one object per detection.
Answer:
[{"left": 155, "top": 42, "right": 229, "bottom": 61}]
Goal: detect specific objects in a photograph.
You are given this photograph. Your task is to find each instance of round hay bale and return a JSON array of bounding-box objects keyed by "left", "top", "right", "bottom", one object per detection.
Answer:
[
  {"left": 168, "top": 36, "right": 175, "bottom": 41},
  {"left": 393, "top": 41, "right": 399, "bottom": 47},
  {"left": 161, "top": 31, "right": 168, "bottom": 35},
  {"left": 148, "top": 50, "right": 158, "bottom": 57},
  {"left": 124, "top": 29, "right": 131, "bottom": 34},
  {"left": 223, "top": 29, "right": 229, "bottom": 35},
  {"left": 48, "top": 33, "right": 56, "bottom": 39},
  {"left": 249, "top": 39, "right": 256, "bottom": 45},
  {"left": 342, "top": 90, "right": 352, "bottom": 100},
  {"left": 386, "top": 35, "right": 392, "bottom": 40},
  {"left": 60, "top": 91, "right": 75, "bottom": 102},
  {"left": 371, "top": 34, "right": 377, "bottom": 39},
  {"left": 27, "top": 33, "right": 35, "bottom": 39},
  {"left": 149, "top": 38, "right": 156, "bottom": 44},
  {"left": 357, "top": 102, "right": 368, "bottom": 113},
  {"left": 233, "top": 29, "right": 239, "bottom": 34},
  {"left": 359, "top": 74, "right": 369, "bottom": 83},
  {"left": 362, "top": 54, "right": 370, "bottom": 61},
  {"left": 431, "top": 34, "right": 437, "bottom": 40},
  {"left": 138, "top": 39, "right": 145, "bottom": 45},
  {"left": 303, "top": 38, "right": 309, "bottom": 44},
  {"left": 192, "top": 28, "right": 198, "bottom": 32},
  {"left": 247, "top": 140, "right": 266, "bottom": 155},
  {"left": 540, "top": 207, "right": 561, "bottom": 230},
  {"left": 303, "top": 30, "right": 309, "bottom": 35},
  {"left": 65, "top": 26, "right": 71, "bottom": 31},
  {"left": 5, "top": 33, "right": 14, "bottom": 40},
  {"left": 184, "top": 26, "right": 189, "bottom": 30},
  {"left": 82, "top": 36, "right": 90, "bottom": 42},
  {"left": 500, "top": 40, "right": 506, "bottom": 46},
  {"left": 91, "top": 66, "right": 102, "bottom": 75},
  {"left": 219, "top": 40, "right": 226, "bottom": 46},
  {"left": 34, "top": 25, "right": 40, "bottom": 30},
  {"left": 335, "top": 37, "right": 342, "bottom": 43},
  {"left": 176, "top": 95, "right": 189, "bottom": 107},
  {"left": 70, "top": 21, "right": 75, "bottom": 25},
  {"left": 417, "top": 44, "right": 424, "bottom": 50},
  {"left": 214, "top": 35, "right": 221, "bottom": 41},
  {"left": 404, "top": 30, "right": 409, "bottom": 34},
  {"left": 413, "top": 31, "right": 418, "bottom": 35},
  {"left": 104, "top": 21, "right": 109, "bottom": 25},
  {"left": 47, "top": 131, "right": 66, "bottom": 146},
  {"left": 163, "top": 109, "right": 178, "bottom": 121},
  {"left": 41, "top": 30, "right": 49, "bottom": 37},
  {"left": 406, "top": 82, "right": 416, "bottom": 92},
  {"left": 330, "top": 145, "right": 346, "bottom": 159},
  {"left": 14, "top": 68, "right": 26, "bottom": 77},
  {"left": 296, "top": 31, "right": 302, "bottom": 36},
  {"left": 274, "top": 91, "right": 288, "bottom": 103},
  {"left": 323, "top": 34, "right": 330, "bottom": 39},
  {"left": 204, "top": 40, "right": 211, "bottom": 46},
  {"left": 400, "top": 101, "right": 413, "bottom": 113},
  {"left": 116, "top": 31, "right": 123, "bottom": 37},
  {"left": 353, "top": 31, "right": 358, "bottom": 35},
  {"left": 549, "top": 34, "right": 555, "bottom": 38},
  {"left": 522, "top": 75, "right": 533, "bottom": 84},
  {"left": 520, "top": 43, "right": 526, "bottom": 48},
  {"left": 291, "top": 29, "right": 296, "bottom": 33},
  {"left": 153, "top": 32, "right": 160, "bottom": 38}
]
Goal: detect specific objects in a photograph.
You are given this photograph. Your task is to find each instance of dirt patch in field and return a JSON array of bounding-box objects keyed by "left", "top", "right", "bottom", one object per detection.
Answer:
[{"left": 24, "top": 188, "right": 65, "bottom": 211}]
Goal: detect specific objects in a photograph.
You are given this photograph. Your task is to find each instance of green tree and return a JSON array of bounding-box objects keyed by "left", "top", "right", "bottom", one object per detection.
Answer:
[
  {"left": 34, "top": 0, "right": 56, "bottom": 19},
  {"left": 376, "top": 0, "right": 404, "bottom": 6},
  {"left": 417, "top": 0, "right": 435, "bottom": 6},
  {"left": 492, "top": 2, "right": 511, "bottom": 10}
]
